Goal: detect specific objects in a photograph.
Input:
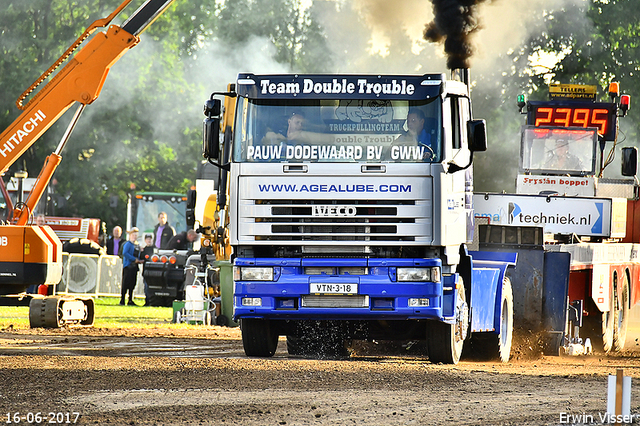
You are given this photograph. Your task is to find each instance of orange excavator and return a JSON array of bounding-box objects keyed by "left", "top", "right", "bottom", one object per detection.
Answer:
[{"left": 0, "top": 0, "right": 175, "bottom": 327}]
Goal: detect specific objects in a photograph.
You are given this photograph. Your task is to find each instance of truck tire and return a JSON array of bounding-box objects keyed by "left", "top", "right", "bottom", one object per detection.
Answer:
[
  {"left": 240, "top": 318, "right": 278, "bottom": 357},
  {"left": 426, "top": 285, "right": 468, "bottom": 364},
  {"left": 613, "top": 274, "right": 630, "bottom": 352},
  {"left": 601, "top": 279, "right": 616, "bottom": 353},
  {"left": 468, "top": 277, "right": 513, "bottom": 362}
]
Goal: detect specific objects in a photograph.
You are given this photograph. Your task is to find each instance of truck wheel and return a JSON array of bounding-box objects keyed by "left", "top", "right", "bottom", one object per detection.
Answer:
[
  {"left": 426, "top": 285, "right": 468, "bottom": 364},
  {"left": 601, "top": 280, "right": 616, "bottom": 353},
  {"left": 468, "top": 277, "right": 513, "bottom": 362},
  {"left": 240, "top": 318, "right": 278, "bottom": 357},
  {"left": 613, "top": 274, "right": 630, "bottom": 352}
]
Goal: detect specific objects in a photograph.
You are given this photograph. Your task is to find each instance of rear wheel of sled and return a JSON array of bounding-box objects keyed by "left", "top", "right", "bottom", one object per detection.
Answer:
[
  {"left": 241, "top": 318, "right": 278, "bottom": 357},
  {"left": 426, "top": 282, "right": 469, "bottom": 364},
  {"left": 216, "top": 314, "right": 229, "bottom": 327},
  {"left": 613, "top": 273, "right": 630, "bottom": 352},
  {"left": 468, "top": 277, "right": 513, "bottom": 363}
]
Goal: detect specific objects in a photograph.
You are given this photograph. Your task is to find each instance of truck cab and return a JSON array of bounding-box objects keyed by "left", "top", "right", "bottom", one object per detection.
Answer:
[{"left": 205, "top": 73, "right": 515, "bottom": 363}]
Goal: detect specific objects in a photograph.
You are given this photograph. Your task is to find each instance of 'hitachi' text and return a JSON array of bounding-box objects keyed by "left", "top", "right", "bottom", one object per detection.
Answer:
[
  {"left": 260, "top": 78, "right": 415, "bottom": 96},
  {"left": 0, "top": 110, "right": 47, "bottom": 157}
]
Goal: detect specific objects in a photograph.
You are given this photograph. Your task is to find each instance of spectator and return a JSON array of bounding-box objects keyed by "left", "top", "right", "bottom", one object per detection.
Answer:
[
  {"left": 141, "top": 234, "right": 154, "bottom": 306},
  {"left": 166, "top": 229, "right": 199, "bottom": 250},
  {"left": 106, "top": 226, "right": 125, "bottom": 256},
  {"left": 120, "top": 227, "right": 143, "bottom": 306},
  {"left": 153, "top": 212, "right": 175, "bottom": 249},
  {"left": 35, "top": 214, "right": 46, "bottom": 226}
]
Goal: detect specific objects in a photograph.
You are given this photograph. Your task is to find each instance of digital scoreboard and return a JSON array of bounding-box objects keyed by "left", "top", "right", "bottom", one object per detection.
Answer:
[{"left": 527, "top": 101, "right": 618, "bottom": 141}]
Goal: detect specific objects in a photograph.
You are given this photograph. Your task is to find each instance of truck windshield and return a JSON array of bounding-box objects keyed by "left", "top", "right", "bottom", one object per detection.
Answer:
[
  {"left": 233, "top": 97, "right": 442, "bottom": 163},
  {"left": 520, "top": 126, "right": 597, "bottom": 176}
]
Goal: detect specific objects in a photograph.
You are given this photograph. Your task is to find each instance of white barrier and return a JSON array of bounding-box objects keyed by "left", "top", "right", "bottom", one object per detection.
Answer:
[{"left": 55, "top": 253, "right": 145, "bottom": 298}]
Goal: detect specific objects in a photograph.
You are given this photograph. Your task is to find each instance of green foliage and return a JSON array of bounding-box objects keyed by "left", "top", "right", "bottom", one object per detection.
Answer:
[
  {"left": 472, "top": 0, "right": 640, "bottom": 191},
  {"left": 0, "top": 0, "right": 331, "bottom": 230},
  {"left": 1, "top": 0, "right": 639, "bottom": 225}
]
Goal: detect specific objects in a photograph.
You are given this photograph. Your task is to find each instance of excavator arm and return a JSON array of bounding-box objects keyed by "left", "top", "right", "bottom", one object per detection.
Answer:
[
  {"left": 0, "top": 0, "right": 175, "bottom": 225},
  {"left": 0, "top": 0, "right": 175, "bottom": 327}
]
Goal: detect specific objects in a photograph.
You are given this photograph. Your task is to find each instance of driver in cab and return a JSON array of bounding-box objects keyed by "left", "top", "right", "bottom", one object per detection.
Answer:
[
  {"left": 391, "top": 108, "right": 435, "bottom": 160},
  {"left": 262, "top": 111, "right": 306, "bottom": 143}
]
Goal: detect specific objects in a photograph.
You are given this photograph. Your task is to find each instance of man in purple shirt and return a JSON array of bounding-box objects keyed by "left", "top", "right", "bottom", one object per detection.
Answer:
[
  {"left": 153, "top": 212, "right": 175, "bottom": 249},
  {"left": 106, "top": 226, "right": 125, "bottom": 256}
]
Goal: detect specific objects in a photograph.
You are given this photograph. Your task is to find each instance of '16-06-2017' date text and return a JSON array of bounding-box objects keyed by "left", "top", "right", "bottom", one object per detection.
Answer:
[{"left": 5, "top": 412, "right": 80, "bottom": 424}]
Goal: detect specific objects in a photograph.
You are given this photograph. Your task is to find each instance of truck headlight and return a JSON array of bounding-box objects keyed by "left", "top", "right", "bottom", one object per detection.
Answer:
[
  {"left": 397, "top": 267, "right": 440, "bottom": 282},
  {"left": 242, "top": 297, "right": 262, "bottom": 306},
  {"left": 233, "top": 266, "right": 274, "bottom": 281}
]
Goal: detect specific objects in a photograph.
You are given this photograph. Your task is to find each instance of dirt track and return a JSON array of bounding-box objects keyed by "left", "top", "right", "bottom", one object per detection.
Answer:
[{"left": 1, "top": 326, "right": 640, "bottom": 425}]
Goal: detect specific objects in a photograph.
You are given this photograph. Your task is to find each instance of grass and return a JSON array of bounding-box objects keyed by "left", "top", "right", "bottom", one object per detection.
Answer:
[{"left": 0, "top": 297, "right": 185, "bottom": 330}]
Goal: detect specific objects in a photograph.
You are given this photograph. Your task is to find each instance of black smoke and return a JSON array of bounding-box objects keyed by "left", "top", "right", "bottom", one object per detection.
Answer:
[{"left": 424, "top": 0, "right": 493, "bottom": 69}]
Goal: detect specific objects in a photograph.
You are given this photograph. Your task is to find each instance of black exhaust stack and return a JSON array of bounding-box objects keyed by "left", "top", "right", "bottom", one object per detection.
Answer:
[{"left": 424, "top": 0, "right": 491, "bottom": 72}]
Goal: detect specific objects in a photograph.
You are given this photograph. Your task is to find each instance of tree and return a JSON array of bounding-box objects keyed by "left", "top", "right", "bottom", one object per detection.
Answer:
[
  {"left": 215, "top": 0, "right": 332, "bottom": 73},
  {"left": 0, "top": 0, "right": 333, "bottom": 231},
  {"left": 472, "top": 0, "right": 640, "bottom": 191}
]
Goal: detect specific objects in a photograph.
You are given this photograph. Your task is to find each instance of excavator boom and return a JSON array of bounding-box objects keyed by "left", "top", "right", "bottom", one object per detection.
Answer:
[{"left": 0, "top": 0, "right": 175, "bottom": 327}]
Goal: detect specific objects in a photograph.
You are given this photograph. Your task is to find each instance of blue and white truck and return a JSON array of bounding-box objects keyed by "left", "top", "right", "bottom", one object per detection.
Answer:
[{"left": 202, "top": 72, "right": 516, "bottom": 364}]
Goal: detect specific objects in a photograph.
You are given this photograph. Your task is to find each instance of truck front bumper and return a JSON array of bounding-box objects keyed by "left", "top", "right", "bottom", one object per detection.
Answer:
[{"left": 233, "top": 257, "right": 459, "bottom": 322}]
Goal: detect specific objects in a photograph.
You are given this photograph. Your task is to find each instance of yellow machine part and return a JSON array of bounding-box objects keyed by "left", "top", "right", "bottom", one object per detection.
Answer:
[{"left": 201, "top": 194, "right": 231, "bottom": 261}]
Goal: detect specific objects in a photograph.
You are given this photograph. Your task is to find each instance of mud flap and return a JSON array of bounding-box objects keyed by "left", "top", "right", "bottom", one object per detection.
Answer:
[
  {"left": 468, "top": 250, "right": 517, "bottom": 333},
  {"left": 542, "top": 251, "right": 571, "bottom": 353}
]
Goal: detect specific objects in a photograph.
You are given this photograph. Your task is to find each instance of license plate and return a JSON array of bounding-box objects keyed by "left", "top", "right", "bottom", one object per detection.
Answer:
[{"left": 309, "top": 283, "right": 358, "bottom": 295}]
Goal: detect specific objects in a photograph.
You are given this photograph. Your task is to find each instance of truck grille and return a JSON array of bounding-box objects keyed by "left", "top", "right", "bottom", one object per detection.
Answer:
[
  {"left": 236, "top": 175, "right": 433, "bottom": 245},
  {"left": 301, "top": 295, "right": 370, "bottom": 308},
  {"left": 250, "top": 200, "right": 418, "bottom": 242}
]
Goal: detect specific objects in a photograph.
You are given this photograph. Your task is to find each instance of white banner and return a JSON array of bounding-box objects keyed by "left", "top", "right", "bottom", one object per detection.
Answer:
[{"left": 473, "top": 193, "right": 612, "bottom": 237}]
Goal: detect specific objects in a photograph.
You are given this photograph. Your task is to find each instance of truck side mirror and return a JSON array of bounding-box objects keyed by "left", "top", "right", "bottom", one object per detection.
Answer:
[
  {"left": 203, "top": 117, "right": 220, "bottom": 161},
  {"left": 468, "top": 119, "right": 487, "bottom": 152},
  {"left": 622, "top": 146, "right": 637, "bottom": 177},
  {"left": 203, "top": 98, "right": 222, "bottom": 161},
  {"left": 185, "top": 189, "right": 196, "bottom": 229}
]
